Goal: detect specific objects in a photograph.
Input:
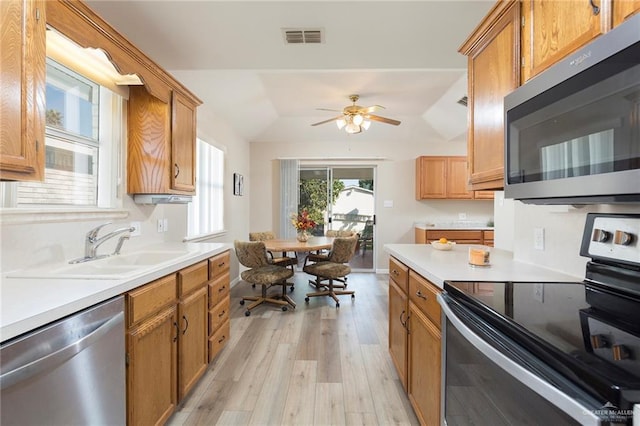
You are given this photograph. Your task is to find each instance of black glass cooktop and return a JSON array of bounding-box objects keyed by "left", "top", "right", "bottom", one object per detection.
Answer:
[{"left": 444, "top": 280, "right": 640, "bottom": 410}]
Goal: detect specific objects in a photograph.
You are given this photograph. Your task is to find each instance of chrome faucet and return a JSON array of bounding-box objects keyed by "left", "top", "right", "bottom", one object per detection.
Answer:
[{"left": 70, "top": 222, "right": 135, "bottom": 264}]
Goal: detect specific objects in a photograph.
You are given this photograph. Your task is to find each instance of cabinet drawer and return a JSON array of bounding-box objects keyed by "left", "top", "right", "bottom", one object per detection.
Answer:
[
  {"left": 209, "top": 251, "right": 230, "bottom": 279},
  {"left": 209, "top": 298, "right": 230, "bottom": 335},
  {"left": 208, "top": 319, "right": 230, "bottom": 363},
  {"left": 389, "top": 257, "right": 409, "bottom": 293},
  {"left": 127, "top": 274, "right": 177, "bottom": 326},
  {"left": 425, "top": 230, "right": 482, "bottom": 242},
  {"left": 408, "top": 271, "right": 441, "bottom": 329},
  {"left": 208, "top": 272, "right": 230, "bottom": 308},
  {"left": 483, "top": 230, "right": 494, "bottom": 240},
  {"left": 178, "top": 260, "right": 208, "bottom": 297}
]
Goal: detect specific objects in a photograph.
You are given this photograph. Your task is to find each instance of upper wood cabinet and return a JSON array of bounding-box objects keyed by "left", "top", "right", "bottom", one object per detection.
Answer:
[
  {"left": 416, "top": 156, "right": 492, "bottom": 200},
  {"left": 521, "top": 0, "right": 610, "bottom": 83},
  {"left": 459, "top": 1, "right": 520, "bottom": 191},
  {"left": 127, "top": 87, "right": 198, "bottom": 195},
  {"left": 613, "top": 0, "right": 640, "bottom": 26},
  {"left": 0, "top": 0, "right": 46, "bottom": 182}
]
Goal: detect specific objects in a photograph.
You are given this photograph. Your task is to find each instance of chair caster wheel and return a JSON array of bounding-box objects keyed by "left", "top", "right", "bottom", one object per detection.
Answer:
[
  {"left": 245, "top": 310, "right": 251, "bottom": 316},
  {"left": 282, "top": 306, "right": 288, "bottom": 311},
  {"left": 305, "top": 297, "right": 310, "bottom": 303},
  {"left": 252, "top": 284, "right": 256, "bottom": 288},
  {"left": 239, "top": 300, "right": 245, "bottom": 306},
  {"left": 290, "top": 285, "right": 294, "bottom": 292},
  {"left": 336, "top": 302, "right": 340, "bottom": 308},
  {"left": 351, "top": 294, "right": 355, "bottom": 299}
]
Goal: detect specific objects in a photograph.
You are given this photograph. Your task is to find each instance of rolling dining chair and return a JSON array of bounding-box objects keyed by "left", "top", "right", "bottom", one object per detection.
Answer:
[
  {"left": 249, "top": 231, "right": 297, "bottom": 291},
  {"left": 303, "top": 236, "right": 358, "bottom": 308},
  {"left": 306, "top": 230, "right": 357, "bottom": 289},
  {"left": 234, "top": 240, "right": 295, "bottom": 316}
]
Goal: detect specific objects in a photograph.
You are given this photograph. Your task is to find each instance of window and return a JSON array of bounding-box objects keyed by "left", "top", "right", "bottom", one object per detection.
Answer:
[
  {"left": 187, "top": 139, "right": 224, "bottom": 238},
  {"left": 3, "top": 58, "right": 123, "bottom": 209}
]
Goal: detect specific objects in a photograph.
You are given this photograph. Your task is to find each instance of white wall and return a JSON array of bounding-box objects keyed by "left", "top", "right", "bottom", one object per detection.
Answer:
[{"left": 250, "top": 131, "right": 494, "bottom": 271}]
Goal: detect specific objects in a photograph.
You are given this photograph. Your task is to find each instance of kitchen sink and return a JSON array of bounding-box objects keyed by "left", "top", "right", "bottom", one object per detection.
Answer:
[{"left": 6, "top": 249, "right": 192, "bottom": 280}]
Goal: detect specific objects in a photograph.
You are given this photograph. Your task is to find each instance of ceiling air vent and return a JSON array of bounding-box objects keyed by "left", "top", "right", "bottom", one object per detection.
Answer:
[
  {"left": 282, "top": 28, "right": 324, "bottom": 44},
  {"left": 457, "top": 96, "right": 468, "bottom": 107}
]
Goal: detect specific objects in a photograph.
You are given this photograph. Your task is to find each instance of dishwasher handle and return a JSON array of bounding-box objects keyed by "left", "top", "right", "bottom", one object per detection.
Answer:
[{"left": 0, "top": 311, "right": 124, "bottom": 390}]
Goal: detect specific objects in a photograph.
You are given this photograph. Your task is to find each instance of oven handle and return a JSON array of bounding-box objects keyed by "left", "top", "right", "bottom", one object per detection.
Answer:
[{"left": 437, "top": 293, "right": 601, "bottom": 426}]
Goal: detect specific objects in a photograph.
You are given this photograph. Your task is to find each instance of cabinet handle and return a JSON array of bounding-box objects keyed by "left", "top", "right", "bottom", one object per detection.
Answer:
[
  {"left": 173, "top": 321, "right": 179, "bottom": 342},
  {"left": 174, "top": 163, "right": 180, "bottom": 178},
  {"left": 218, "top": 310, "right": 226, "bottom": 318},
  {"left": 589, "top": 0, "right": 600, "bottom": 15},
  {"left": 392, "top": 269, "right": 398, "bottom": 276},
  {"left": 218, "top": 334, "right": 226, "bottom": 344},
  {"left": 182, "top": 315, "right": 189, "bottom": 334},
  {"left": 219, "top": 285, "right": 226, "bottom": 293},
  {"left": 218, "top": 262, "right": 225, "bottom": 268},
  {"left": 400, "top": 310, "right": 406, "bottom": 327},
  {"left": 406, "top": 314, "right": 411, "bottom": 334},
  {"left": 416, "top": 290, "right": 428, "bottom": 300}
]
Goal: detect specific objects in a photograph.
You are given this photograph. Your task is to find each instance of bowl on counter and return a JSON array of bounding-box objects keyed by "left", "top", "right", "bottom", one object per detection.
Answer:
[{"left": 430, "top": 241, "right": 456, "bottom": 251}]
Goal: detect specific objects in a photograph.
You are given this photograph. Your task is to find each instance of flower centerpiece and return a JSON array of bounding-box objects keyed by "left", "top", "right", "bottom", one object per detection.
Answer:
[{"left": 291, "top": 209, "right": 316, "bottom": 242}]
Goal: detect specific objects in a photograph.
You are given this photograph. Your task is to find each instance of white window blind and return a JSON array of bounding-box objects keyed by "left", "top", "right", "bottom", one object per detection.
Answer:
[{"left": 187, "top": 139, "right": 224, "bottom": 238}]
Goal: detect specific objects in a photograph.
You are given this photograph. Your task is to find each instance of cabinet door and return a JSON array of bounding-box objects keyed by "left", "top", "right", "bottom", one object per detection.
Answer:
[
  {"left": 415, "top": 157, "right": 446, "bottom": 199},
  {"left": 127, "top": 305, "right": 178, "bottom": 426},
  {"left": 461, "top": 1, "right": 520, "bottom": 190},
  {"left": 415, "top": 228, "right": 427, "bottom": 244},
  {"left": 521, "top": 0, "right": 609, "bottom": 82},
  {"left": 127, "top": 86, "right": 171, "bottom": 194},
  {"left": 0, "top": 0, "right": 46, "bottom": 181},
  {"left": 613, "top": 0, "right": 640, "bottom": 26},
  {"left": 178, "top": 286, "right": 208, "bottom": 401},
  {"left": 446, "top": 157, "right": 473, "bottom": 199},
  {"left": 171, "top": 91, "right": 196, "bottom": 192},
  {"left": 389, "top": 279, "right": 408, "bottom": 391},
  {"left": 408, "top": 304, "right": 442, "bottom": 426}
]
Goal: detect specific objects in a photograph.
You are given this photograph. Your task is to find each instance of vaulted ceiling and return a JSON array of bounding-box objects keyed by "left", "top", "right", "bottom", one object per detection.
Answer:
[{"left": 86, "top": 1, "right": 494, "bottom": 144}]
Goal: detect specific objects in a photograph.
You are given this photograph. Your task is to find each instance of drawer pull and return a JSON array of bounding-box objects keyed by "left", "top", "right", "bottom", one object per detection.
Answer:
[
  {"left": 218, "top": 262, "right": 226, "bottom": 268},
  {"left": 182, "top": 315, "right": 189, "bottom": 334},
  {"left": 400, "top": 310, "right": 407, "bottom": 327},
  {"left": 589, "top": 0, "right": 600, "bottom": 15},
  {"left": 218, "top": 286, "right": 226, "bottom": 293},
  {"left": 218, "top": 335, "right": 226, "bottom": 344},
  {"left": 218, "top": 310, "right": 226, "bottom": 318},
  {"left": 392, "top": 269, "right": 398, "bottom": 276},
  {"left": 416, "top": 290, "right": 428, "bottom": 300}
]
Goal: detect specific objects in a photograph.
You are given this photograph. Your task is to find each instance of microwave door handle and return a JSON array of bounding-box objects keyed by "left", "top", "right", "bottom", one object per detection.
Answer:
[{"left": 437, "top": 293, "right": 600, "bottom": 426}]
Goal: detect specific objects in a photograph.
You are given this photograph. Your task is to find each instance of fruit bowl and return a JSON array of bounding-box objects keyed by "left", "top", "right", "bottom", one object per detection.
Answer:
[{"left": 431, "top": 241, "right": 456, "bottom": 251}]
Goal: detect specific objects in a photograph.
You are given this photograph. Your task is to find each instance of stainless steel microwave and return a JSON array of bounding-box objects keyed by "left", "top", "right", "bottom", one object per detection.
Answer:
[{"left": 504, "top": 13, "right": 640, "bottom": 205}]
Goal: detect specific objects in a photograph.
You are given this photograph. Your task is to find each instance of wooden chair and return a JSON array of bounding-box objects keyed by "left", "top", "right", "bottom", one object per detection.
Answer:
[
  {"left": 249, "top": 231, "right": 297, "bottom": 291},
  {"left": 234, "top": 240, "right": 295, "bottom": 316},
  {"left": 303, "top": 236, "right": 358, "bottom": 308}
]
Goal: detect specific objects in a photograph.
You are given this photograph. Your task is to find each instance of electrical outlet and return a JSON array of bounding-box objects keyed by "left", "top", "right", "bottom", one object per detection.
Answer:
[
  {"left": 533, "top": 283, "right": 544, "bottom": 302},
  {"left": 534, "top": 227, "right": 545, "bottom": 250},
  {"left": 157, "top": 219, "right": 164, "bottom": 233},
  {"left": 130, "top": 221, "right": 141, "bottom": 237},
  {"left": 163, "top": 218, "right": 168, "bottom": 232},
  {"left": 458, "top": 213, "right": 467, "bottom": 220}
]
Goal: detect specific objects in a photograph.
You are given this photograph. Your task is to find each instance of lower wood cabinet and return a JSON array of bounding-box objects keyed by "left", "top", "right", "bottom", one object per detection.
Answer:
[
  {"left": 389, "top": 258, "right": 442, "bottom": 426},
  {"left": 124, "top": 250, "right": 230, "bottom": 425}
]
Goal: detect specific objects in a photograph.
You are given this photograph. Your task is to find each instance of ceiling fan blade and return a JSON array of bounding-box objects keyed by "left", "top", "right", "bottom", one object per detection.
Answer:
[
  {"left": 311, "top": 115, "right": 344, "bottom": 126},
  {"left": 367, "top": 114, "right": 401, "bottom": 126},
  {"left": 361, "top": 105, "right": 385, "bottom": 114},
  {"left": 316, "top": 108, "right": 342, "bottom": 112}
]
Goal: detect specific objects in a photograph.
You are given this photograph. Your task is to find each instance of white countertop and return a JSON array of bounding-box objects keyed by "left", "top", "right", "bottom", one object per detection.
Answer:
[
  {"left": 0, "top": 242, "right": 231, "bottom": 342},
  {"left": 384, "top": 244, "right": 581, "bottom": 288}
]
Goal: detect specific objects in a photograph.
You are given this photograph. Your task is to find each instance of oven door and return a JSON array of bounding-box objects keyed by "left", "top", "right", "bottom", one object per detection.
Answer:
[{"left": 438, "top": 293, "right": 602, "bottom": 426}]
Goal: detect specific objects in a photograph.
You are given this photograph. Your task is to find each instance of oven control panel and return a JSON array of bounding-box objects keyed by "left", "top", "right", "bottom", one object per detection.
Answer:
[{"left": 583, "top": 215, "right": 640, "bottom": 265}]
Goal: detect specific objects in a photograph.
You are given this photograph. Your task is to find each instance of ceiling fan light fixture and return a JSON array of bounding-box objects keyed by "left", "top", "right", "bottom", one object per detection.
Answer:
[
  {"left": 345, "top": 123, "right": 361, "bottom": 134},
  {"left": 362, "top": 120, "right": 371, "bottom": 130},
  {"left": 352, "top": 114, "right": 364, "bottom": 126},
  {"left": 336, "top": 118, "right": 346, "bottom": 129}
]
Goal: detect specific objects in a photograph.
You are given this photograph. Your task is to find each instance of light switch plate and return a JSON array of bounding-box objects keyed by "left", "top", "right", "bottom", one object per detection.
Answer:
[
  {"left": 534, "top": 227, "right": 545, "bottom": 250},
  {"left": 130, "top": 221, "right": 141, "bottom": 237}
]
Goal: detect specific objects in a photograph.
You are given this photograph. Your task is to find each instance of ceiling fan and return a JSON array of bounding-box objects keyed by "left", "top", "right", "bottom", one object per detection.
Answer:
[{"left": 311, "top": 94, "right": 401, "bottom": 134}]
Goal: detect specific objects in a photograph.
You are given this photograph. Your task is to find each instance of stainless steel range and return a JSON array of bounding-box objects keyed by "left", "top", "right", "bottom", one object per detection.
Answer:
[{"left": 438, "top": 213, "right": 640, "bottom": 425}]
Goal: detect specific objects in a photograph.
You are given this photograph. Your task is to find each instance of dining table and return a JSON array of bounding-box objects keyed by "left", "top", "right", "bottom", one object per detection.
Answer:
[{"left": 262, "top": 236, "right": 334, "bottom": 254}]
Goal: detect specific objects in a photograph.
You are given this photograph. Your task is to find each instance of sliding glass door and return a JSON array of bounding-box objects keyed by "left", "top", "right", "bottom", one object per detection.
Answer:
[{"left": 298, "top": 166, "right": 375, "bottom": 271}]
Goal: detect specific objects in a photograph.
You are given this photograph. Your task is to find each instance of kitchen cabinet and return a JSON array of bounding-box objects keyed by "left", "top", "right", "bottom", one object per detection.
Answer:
[
  {"left": 125, "top": 253, "right": 228, "bottom": 425},
  {"left": 388, "top": 257, "right": 409, "bottom": 391},
  {"left": 613, "top": 0, "right": 640, "bottom": 27},
  {"left": 415, "top": 156, "right": 474, "bottom": 200},
  {"left": 126, "top": 274, "right": 178, "bottom": 426},
  {"left": 389, "top": 258, "right": 442, "bottom": 426},
  {"left": 520, "top": 0, "right": 610, "bottom": 83},
  {"left": 127, "top": 87, "right": 199, "bottom": 195},
  {"left": 208, "top": 251, "right": 231, "bottom": 362},
  {"left": 407, "top": 271, "right": 442, "bottom": 426},
  {"left": 459, "top": 1, "right": 520, "bottom": 191},
  {"left": 484, "top": 230, "right": 495, "bottom": 247},
  {"left": 177, "top": 261, "right": 209, "bottom": 400},
  {"left": 0, "top": 0, "right": 46, "bottom": 182}
]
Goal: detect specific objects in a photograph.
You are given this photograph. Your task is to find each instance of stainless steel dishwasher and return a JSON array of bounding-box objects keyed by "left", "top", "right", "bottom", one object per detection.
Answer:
[{"left": 1, "top": 296, "right": 126, "bottom": 425}]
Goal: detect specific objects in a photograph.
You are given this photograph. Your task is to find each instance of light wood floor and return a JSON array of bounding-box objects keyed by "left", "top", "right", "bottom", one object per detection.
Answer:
[{"left": 168, "top": 272, "right": 419, "bottom": 426}]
